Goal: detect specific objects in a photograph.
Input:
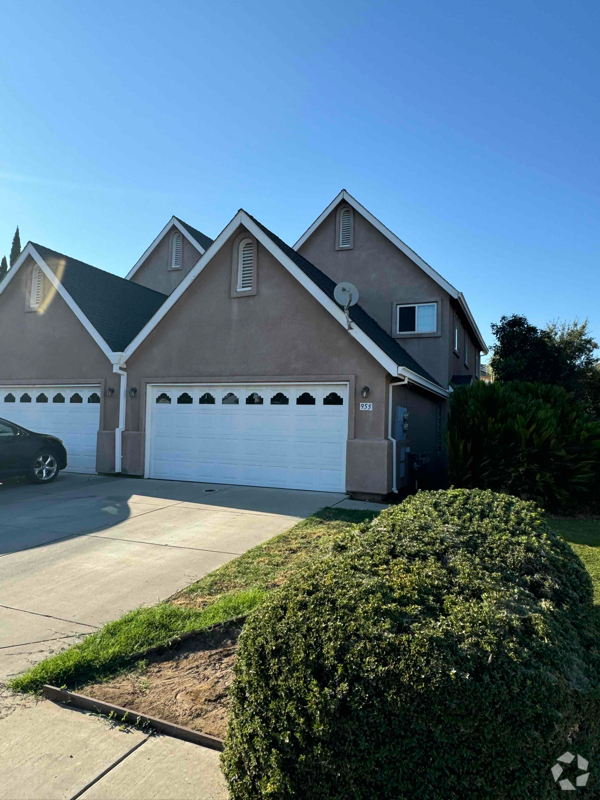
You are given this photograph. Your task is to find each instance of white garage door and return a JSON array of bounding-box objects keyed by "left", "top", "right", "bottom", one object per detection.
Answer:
[
  {"left": 0, "top": 386, "right": 101, "bottom": 474},
  {"left": 146, "top": 383, "right": 348, "bottom": 491}
]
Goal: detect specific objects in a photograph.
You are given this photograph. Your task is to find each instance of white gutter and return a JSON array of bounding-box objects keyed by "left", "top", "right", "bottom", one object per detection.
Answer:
[
  {"left": 112, "top": 363, "right": 127, "bottom": 474},
  {"left": 388, "top": 378, "right": 408, "bottom": 494},
  {"left": 398, "top": 367, "right": 449, "bottom": 398}
]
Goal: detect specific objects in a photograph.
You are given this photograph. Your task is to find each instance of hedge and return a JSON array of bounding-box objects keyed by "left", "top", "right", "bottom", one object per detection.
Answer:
[
  {"left": 446, "top": 380, "right": 600, "bottom": 512},
  {"left": 222, "top": 489, "right": 600, "bottom": 799}
]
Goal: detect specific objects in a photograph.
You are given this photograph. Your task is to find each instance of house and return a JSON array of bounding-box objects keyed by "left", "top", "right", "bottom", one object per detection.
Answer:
[{"left": 0, "top": 191, "right": 487, "bottom": 499}]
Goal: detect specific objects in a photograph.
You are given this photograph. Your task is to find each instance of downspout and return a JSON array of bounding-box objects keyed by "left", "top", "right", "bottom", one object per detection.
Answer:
[
  {"left": 388, "top": 377, "right": 408, "bottom": 494},
  {"left": 112, "top": 363, "right": 127, "bottom": 475}
]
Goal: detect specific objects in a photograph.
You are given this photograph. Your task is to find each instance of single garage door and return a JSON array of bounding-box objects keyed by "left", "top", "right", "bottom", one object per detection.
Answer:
[
  {"left": 0, "top": 386, "right": 101, "bottom": 474},
  {"left": 146, "top": 383, "right": 348, "bottom": 491}
]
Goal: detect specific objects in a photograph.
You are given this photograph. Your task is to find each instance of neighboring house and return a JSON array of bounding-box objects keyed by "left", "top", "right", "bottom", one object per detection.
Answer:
[
  {"left": 479, "top": 362, "right": 494, "bottom": 382},
  {"left": 0, "top": 192, "right": 487, "bottom": 499}
]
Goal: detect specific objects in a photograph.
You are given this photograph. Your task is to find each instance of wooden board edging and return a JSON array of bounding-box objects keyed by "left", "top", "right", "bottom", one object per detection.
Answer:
[{"left": 43, "top": 685, "right": 224, "bottom": 752}]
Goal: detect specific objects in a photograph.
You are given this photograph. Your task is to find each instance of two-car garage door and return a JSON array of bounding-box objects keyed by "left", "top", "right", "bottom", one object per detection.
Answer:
[
  {"left": 146, "top": 383, "right": 348, "bottom": 492},
  {"left": 0, "top": 386, "right": 100, "bottom": 474}
]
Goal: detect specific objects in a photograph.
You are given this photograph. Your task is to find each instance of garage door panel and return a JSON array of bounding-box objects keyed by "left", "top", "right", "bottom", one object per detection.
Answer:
[
  {"left": 0, "top": 386, "right": 100, "bottom": 474},
  {"left": 148, "top": 384, "right": 348, "bottom": 491}
]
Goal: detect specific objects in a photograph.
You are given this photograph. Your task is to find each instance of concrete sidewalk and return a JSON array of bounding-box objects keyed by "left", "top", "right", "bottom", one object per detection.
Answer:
[{"left": 0, "top": 693, "right": 227, "bottom": 800}]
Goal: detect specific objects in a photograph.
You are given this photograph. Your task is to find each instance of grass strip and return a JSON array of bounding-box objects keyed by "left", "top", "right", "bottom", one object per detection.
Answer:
[
  {"left": 10, "top": 507, "right": 376, "bottom": 693},
  {"left": 548, "top": 517, "right": 600, "bottom": 603}
]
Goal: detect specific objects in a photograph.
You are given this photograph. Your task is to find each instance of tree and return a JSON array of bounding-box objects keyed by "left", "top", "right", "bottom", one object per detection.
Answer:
[
  {"left": 490, "top": 314, "right": 600, "bottom": 416},
  {"left": 9, "top": 227, "right": 21, "bottom": 267},
  {"left": 0, "top": 256, "right": 7, "bottom": 282},
  {"left": 547, "top": 318, "right": 600, "bottom": 416}
]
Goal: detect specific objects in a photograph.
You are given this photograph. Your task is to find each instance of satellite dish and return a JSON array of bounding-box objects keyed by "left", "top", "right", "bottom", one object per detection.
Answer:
[{"left": 333, "top": 282, "right": 359, "bottom": 308}]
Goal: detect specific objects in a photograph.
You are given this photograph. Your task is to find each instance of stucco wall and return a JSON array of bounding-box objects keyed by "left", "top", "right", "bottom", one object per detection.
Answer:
[
  {"left": 298, "top": 205, "right": 482, "bottom": 388},
  {"left": 123, "top": 226, "right": 393, "bottom": 494},
  {"left": 130, "top": 225, "right": 201, "bottom": 295},
  {"left": 0, "top": 256, "right": 117, "bottom": 440}
]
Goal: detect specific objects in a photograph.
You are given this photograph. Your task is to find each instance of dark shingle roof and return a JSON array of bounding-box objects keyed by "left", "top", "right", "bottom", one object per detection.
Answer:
[
  {"left": 245, "top": 214, "right": 443, "bottom": 388},
  {"left": 450, "top": 374, "right": 474, "bottom": 386},
  {"left": 33, "top": 243, "right": 168, "bottom": 352},
  {"left": 174, "top": 218, "right": 214, "bottom": 252}
]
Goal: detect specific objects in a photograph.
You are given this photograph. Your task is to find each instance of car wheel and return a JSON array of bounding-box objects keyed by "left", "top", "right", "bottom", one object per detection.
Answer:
[{"left": 27, "top": 452, "right": 60, "bottom": 484}]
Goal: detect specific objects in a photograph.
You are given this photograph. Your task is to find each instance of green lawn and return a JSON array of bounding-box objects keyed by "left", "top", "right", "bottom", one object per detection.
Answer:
[
  {"left": 11, "top": 509, "right": 599, "bottom": 695},
  {"left": 548, "top": 517, "right": 600, "bottom": 603},
  {"left": 10, "top": 507, "right": 376, "bottom": 694}
]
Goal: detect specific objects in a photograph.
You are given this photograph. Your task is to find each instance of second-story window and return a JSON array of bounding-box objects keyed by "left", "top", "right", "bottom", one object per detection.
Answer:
[
  {"left": 396, "top": 302, "right": 437, "bottom": 334},
  {"left": 170, "top": 231, "right": 183, "bottom": 270},
  {"left": 453, "top": 316, "right": 460, "bottom": 353},
  {"left": 464, "top": 336, "right": 470, "bottom": 367}
]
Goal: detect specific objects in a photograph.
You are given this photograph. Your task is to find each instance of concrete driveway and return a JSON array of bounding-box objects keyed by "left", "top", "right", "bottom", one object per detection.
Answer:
[{"left": 0, "top": 473, "right": 346, "bottom": 683}]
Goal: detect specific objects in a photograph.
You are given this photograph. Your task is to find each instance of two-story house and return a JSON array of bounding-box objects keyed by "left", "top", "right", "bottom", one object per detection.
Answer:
[{"left": 0, "top": 191, "right": 487, "bottom": 500}]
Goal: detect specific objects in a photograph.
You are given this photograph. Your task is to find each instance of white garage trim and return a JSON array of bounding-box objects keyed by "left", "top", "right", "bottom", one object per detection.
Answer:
[
  {"left": 145, "top": 382, "right": 349, "bottom": 492},
  {"left": 0, "top": 384, "right": 102, "bottom": 474}
]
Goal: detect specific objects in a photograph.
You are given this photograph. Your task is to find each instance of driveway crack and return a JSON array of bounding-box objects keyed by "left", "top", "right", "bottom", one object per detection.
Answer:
[{"left": 0, "top": 604, "right": 98, "bottom": 629}]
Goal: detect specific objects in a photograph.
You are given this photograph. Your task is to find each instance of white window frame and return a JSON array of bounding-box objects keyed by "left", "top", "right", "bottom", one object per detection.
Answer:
[
  {"left": 453, "top": 316, "right": 460, "bottom": 354},
  {"left": 464, "top": 336, "right": 470, "bottom": 367},
  {"left": 396, "top": 302, "right": 437, "bottom": 335},
  {"left": 237, "top": 238, "right": 254, "bottom": 292},
  {"left": 169, "top": 231, "right": 183, "bottom": 271}
]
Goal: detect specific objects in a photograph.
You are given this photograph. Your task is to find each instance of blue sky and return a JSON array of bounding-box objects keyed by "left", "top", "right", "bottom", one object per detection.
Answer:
[{"left": 1, "top": 0, "right": 598, "bottom": 354}]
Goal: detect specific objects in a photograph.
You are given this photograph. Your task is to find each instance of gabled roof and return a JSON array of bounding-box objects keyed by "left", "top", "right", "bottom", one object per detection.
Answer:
[
  {"left": 33, "top": 244, "right": 168, "bottom": 353},
  {"left": 125, "top": 216, "right": 213, "bottom": 281},
  {"left": 121, "top": 209, "right": 448, "bottom": 397},
  {"left": 247, "top": 215, "right": 442, "bottom": 389},
  {"left": 0, "top": 242, "right": 168, "bottom": 360},
  {"left": 293, "top": 189, "right": 488, "bottom": 354},
  {"left": 174, "top": 218, "right": 214, "bottom": 252}
]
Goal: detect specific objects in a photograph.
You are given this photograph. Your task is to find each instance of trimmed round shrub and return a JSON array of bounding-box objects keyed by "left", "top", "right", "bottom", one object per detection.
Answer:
[
  {"left": 447, "top": 380, "right": 600, "bottom": 512},
  {"left": 222, "top": 490, "right": 600, "bottom": 799}
]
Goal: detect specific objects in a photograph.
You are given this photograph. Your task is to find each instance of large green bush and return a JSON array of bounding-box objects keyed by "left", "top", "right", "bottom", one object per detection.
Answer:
[
  {"left": 222, "top": 490, "right": 600, "bottom": 799},
  {"left": 447, "top": 381, "right": 600, "bottom": 512}
]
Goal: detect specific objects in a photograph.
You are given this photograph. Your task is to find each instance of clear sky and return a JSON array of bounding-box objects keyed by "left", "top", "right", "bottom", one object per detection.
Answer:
[{"left": 1, "top": 0, "right": 598, "bottom": 353}]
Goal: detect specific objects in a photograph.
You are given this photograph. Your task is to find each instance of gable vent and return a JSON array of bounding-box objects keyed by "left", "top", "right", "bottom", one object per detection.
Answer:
[
  {"left": 339, "top": 207, "right": 353, "bottom": 248},
  {"left": 237, "top": 239, "right": 254, "bottom": 291},
  {"left": 171, "top": 232, "right": 183, "bottom": 269},
  {"left": 30, "top": 266, "right": 43, "bottom": 308}
]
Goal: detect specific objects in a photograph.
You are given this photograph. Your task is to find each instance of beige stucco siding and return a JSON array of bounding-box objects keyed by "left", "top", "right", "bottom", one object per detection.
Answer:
[
  {"left": 130, "top": 225, "right": 201, "bottom": 295},
  {"left": 298, "top": 206, "right": 460, "bottom": 387},
  {"left": 123, "top": 228, "right": 394, "bottom": 494},
  {"left": 0, "top": 256, "right": 118, "bottom": 463}
]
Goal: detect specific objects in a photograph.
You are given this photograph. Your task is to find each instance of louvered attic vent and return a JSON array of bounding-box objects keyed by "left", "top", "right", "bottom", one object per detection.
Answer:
[
  {"left": 238, "top": 239, "right": 254, "bottom": 291},
  {"left": 339, "top": 207, "right": 353, "bottom": 248},
  {"left": 171, "top": 232, "right": 182, "bottom": 269},
  {"left": 30, "top": 266, "right": 43, "bottom": 308}
]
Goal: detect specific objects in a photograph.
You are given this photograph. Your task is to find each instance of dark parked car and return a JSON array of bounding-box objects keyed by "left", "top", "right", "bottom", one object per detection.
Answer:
[{"left": 0, "top": 418, "right": 67, "bottom": 483}]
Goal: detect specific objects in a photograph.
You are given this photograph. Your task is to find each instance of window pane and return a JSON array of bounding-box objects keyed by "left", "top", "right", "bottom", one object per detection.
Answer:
[
  {"left": 416, "top": 304, "right": 436, "bottom": 333},
  {"left": 397, "top": 306, "right": 416, "bottom": 332}
]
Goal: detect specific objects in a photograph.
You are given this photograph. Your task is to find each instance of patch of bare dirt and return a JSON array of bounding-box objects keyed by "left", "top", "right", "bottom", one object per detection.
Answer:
[{"left": 82, "top": 623, "right": 241, "bottom": 740}]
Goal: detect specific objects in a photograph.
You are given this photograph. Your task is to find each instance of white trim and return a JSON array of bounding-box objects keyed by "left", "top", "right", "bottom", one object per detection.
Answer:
[
  {"left": 388, "top": 378, "right": 408, "bottom": 493},
  {"left": 125, "top": 217, "right": 207, "bottom": 280},
  {"left": 121, "top": 211, "right": 448, "bottom": 398},
  {"left": 0, "top": 244, "right": 121, "bottom": 365},
  {"left": 398, "top": 366, "right": 449, "bottom": 398},
  {"left": 113, "top": 365, "right": 127, "bottom": 473},
  {"left": 396, "top": 301, "right": 437, "bottom": 334},
  {"left": 293, "top": 190, "right": 488, "bottom": 354}
]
